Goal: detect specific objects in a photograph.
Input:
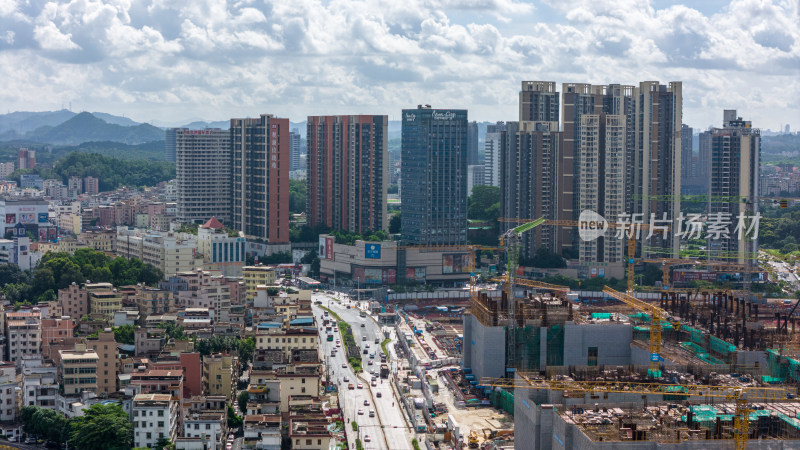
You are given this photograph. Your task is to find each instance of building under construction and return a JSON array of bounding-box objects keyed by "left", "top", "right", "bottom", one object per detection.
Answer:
[{"left": 461, "top": 283, "right": 800, "bottom": 448}]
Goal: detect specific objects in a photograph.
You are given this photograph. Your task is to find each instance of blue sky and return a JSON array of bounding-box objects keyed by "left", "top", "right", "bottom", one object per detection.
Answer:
[{"left": 0, "top": 0, "right": 797, "bottom": 131}]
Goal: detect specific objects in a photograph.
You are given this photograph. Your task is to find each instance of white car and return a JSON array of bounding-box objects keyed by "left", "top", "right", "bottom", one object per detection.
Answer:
[
  {"left": 358, "top": 409, "right": 364, "bottom": 415},
  {"left": 364, "top": 399, "right": 370, "bottom": 406},
  {"left": 364, "top": 434, "right": 371, "bottom": 442}
]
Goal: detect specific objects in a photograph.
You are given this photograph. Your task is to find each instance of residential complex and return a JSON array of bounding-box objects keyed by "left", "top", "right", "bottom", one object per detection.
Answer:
[
  {"left": 708, "top": 110, "right": 761, "bottom": 263},
  {"left": 306, "top": 115, "right": 388, "bottom": 233},
  {"left": 175, "top": 128, "right": 231, "bottom": 224},
  {"left": 230, "top": 114, "right": 290, "bottom": 244}
]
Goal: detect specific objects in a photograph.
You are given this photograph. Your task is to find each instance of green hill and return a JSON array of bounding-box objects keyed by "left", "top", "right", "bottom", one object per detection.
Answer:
[{"left": 24, "top": 112, "right": 164, "bottom": 145}]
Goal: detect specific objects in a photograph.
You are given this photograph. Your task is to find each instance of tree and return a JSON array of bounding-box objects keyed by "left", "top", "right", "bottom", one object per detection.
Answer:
[
  {"left": 155, "top": 437, "right": 176, "bottom": 450},
  {"left": 237, "top": 337, "right": 255, "bottom": 369},
  {"left": 238, "top": 391, "right": 250, "bottom": 412},
  {"left": 289, "top": 179, "right": 307, "bottom": 214},
  {"left": 389, "top": 213, "right": 401, "bottom": 234},
  {"left": 69, "top": 403, "right": 133, "bottom": 450},
  {"left": 113, "top": 325, "right": 136, "bottom": 345},
  {"left": 467, "top": 185, "right": 500, "bottom": 221},
  {"left": 227, "top": 405, "right": 242, "bottom": 428},
  {"left": 19, "top": 406, "right": 68, "bottom": 444}
]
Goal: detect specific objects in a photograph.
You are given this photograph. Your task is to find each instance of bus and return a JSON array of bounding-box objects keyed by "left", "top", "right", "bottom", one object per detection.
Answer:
[
  {"left": 359, "top": 310, "right": 366, "bottom": 318},
  {"left": 327, "top": 334, "right": 334, "bottom": 341}
]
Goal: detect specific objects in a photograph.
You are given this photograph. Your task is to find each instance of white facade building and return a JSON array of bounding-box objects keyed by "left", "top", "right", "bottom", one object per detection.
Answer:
[{"left": 133, "top": 393, "right": 179, "bottom": 449}]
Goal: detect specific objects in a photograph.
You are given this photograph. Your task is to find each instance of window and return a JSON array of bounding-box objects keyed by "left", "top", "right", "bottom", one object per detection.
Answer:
[
  {"left": 158, "top": 410, "right": 164, "bottom": 417},
  {"left": 157, "top": 421, "right": 164, "bottom": 427},
  {"left": 206, "top": 424, "right": 211, "bottom": 430}
]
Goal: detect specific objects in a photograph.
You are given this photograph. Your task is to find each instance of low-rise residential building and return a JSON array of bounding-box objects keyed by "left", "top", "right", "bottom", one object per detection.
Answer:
[
  {"left": 183, "top": 411, "right": 226, "bottom": 449},
  {"left": 58, "top": 282, "right": 89, "bottom": 319},
  {"left": 41, "top": 316, "right": 75, "bottom": 363},
  {"left": 87, "top": 329, "right": 118, "bottom": 395},
  {"left": 116, "top": 227, "right": 198, "bottom": 279},
  {"left": 22, "top": 360, "right": 58, "bottom": 409},
  {"left": 132, "top": 393, "right": 179, "bottom": 449},
  {"left": 0, "top": 362, "right": 18, "bottom": 421},
  {"left": 89, "top": 289, "right": 123, "bottom": 318},
  {"left": 243, "top": 265, "right": 277, "bottom": 301},
  {"left": 6, "top": 309, "right": 41, "bottom": 363},
  {"left": 202, "top": 354, "right": 236, "bottom": 400},
  {"left": 243, "top": 414, "right": 281, "bottom": 449},
  {"left": 59, "top": 344, "right": 99, "bottom": 395},
  {"left": 255, "top": 329, "right": 318, "bottom": 358}
]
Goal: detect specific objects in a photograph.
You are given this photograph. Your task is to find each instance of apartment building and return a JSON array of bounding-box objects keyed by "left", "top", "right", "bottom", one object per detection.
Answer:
[
  {"left": 0, "top": 362, "right": 17, "bottom": 421},
  {"left": 255, "top": 329, "right": 318, "bottom": 359},
  {"left": 22, "top": 362, "right": 58, "bottom": 409},
  {"left": 87, "top": 329, "right": 118, "bottom": 395},
  {"left": 116, "top": 227, "right": 198, "bottom": 278},
  {"left": 41, "top": 317, "right": 74, "bottom": 363},
  {"left": 6, "top": 310, "right": 41, "bottom": 363},
  {"left": 708, "top": 110, "right": 761, "bottom": 263},
  {"left": 175, "top": 128, "right": 232, "bottom": 224},
  {"left": 230, "top": 114, "right": 290, "bottom": 243},
  {"left": 183, "top": 411, "right": 226, "bottom": 449},
  {"left": 58, "top": 283, "right": 88, "bottom": 319},
  {"left": 59, "top": 344, "right": 98, "bottom": 395},
  {"left": 483, "top": 122, "right": 506, "bottom": 187},
  {"left": 306, "top": 115, "right": 388, "bottom": 233},
  {"left": 132, "top": 393, "right": 179, "bottom": 449},
  {"left": 243, "top": 265, "right": 278, "bottom": 301},
  {"left": 203, "top": 354, "right": 236, "bottom": 400}
]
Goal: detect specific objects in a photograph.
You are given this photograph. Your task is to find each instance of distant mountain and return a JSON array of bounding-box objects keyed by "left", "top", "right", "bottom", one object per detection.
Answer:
[
  {"left": 90, "top": 112, "right": 140, "bottom": 127},
  {"left": 0, "top": 109, "right": 77, "bottom": 139},
  {"left": 177, "top": 120, "right": 230, "bottom": 130},
  {"left": 23, "top": 112, "right": 164, "bottom": 145}
]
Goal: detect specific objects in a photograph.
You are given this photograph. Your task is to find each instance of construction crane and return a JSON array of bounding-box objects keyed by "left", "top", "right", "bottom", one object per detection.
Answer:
[
  {"left": 490, "top": 276, "right": 571, "bottom": 293},
  {"left": 479, "top": 374, "right": 797, "bottom": 450},
  {"left": 499, "top": 217, "right": 547, "bottom": 369},
  {"left": 499, "top": 217, "right": 668, "bottom": 293},
  {"left": 603, "top": 286, "right": 679, "bottom": 378}
]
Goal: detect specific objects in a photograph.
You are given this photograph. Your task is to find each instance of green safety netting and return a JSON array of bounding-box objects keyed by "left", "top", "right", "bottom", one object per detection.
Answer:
[
  {"left": 591, "top": 313, "right": 612, "bottom": 319},
  {"left": 679, "top": 342, "right": 724, "bottom": 365},
  {"left": 490, "top": 389, "right": 514, "bottom": 415},
  {"left": 778, "top": 413, "right": 800, "bottom": 431},
  {"left": 512, "top": 325, "right": 542, "bottom": 371},
  {"left": 709, "top": 336, "right": 737, "bottom": 356},
  {"left": 766, "top": 349, "right": 800, "bottom": 383}
]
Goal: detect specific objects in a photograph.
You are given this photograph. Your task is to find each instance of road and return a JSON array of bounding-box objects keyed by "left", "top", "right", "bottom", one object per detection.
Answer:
[{"left": 313, "top": 294, "right": 414, "bottom": 450}]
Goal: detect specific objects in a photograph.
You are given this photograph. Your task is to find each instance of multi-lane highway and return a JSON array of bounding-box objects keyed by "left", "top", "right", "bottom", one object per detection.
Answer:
[{"left": 313, "top": 294, "right": 414, "bottom": 450}]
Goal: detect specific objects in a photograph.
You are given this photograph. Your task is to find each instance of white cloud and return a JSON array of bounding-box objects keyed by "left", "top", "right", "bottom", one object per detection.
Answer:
[{"left": 0, "top": 0, "right": 796, "bottom": 129}]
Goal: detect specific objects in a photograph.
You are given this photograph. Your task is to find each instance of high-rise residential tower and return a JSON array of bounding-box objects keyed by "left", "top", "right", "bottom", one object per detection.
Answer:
[
  {"left": 483, "top": 122, "right": 506, "bottom": 187},
  {"left": 681, "top": 124, "right": 693, "bottom": 181},
  {"left": 230, "top": 114, "right": 290, "bottom": 243},
  {"left": 289, "top": 128, "right": 302, "bottom": 172},
  {"left": 500, "top": 120, "right": 563, "bottom": 258},
  {"left": 633, "top": 81, "right": 682, "bottom": 258},
  {"left": 708, "top": 110, "right": 760, "bottom": 263},
  {"left": 698, "top": 129, "right": 712, "bottom": 194},
  {"left": 306, "top": 115, "right": 388, "bottom": 233},
  {"left": 165, "top": 128, "right": 177, "bottom": 163},
  {"left": 175, "top": 128, "right": 231, "bottom": 224},
  {"left": 401, "top": 106, "right": 468, "bottom": 245}
]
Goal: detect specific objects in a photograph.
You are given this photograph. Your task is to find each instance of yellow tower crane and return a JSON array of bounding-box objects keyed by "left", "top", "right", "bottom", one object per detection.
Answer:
[
  {"left": 602, "top": 286, "right": 679, "bottom": 377},
  {"left": 479, "top": 374, "right": 797, "bottom": 450},
  {"left": 499, "top": 217, "right": 668, "bottom": 293}
]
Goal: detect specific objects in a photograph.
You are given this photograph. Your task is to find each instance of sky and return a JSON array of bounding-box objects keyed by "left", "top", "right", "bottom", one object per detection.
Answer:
[{"left": 0, "top": 0, "right": 798, "bottom": 130}]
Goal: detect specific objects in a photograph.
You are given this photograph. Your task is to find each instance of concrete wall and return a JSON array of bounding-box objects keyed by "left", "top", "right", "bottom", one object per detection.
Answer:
[
  {"left": 563, "top": 323, "right": 633, "bottom": 366},
  {"left": 462, "top": 314, "right": 505, "bottom": 380}
]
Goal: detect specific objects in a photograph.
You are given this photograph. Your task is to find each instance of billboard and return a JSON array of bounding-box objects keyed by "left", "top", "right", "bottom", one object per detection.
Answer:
[
  {"left": 364, "top": 268, "right": 382, "bottom": 285},
  {"left": 38, "top": 213, "right": 48, "bottom": 223},
  {"left": 672, "top": 271, "right": 718, "bottom": 283},
  {"left": 365, "top": 243, "right": 381, "bottom": 259},
  {"left": 319, "top": 237, "right": 327, "bottom": 260},
  {"left": 5, "top": 214, "right": 15, "bottom": 224},
  {"left": 353, "top": 267, "right": 365, "bottom": 282},
  {"left": 326, "top": 237, "right": 333, "bottom": 260},
  {"left": 442, "top": 253, "right": 471, "bottom": 274},
  {"left": 382, "top": 268, "right": 396, "bottom": 284},
  {"left": 19, "top": 213, "right": 34, "bottom": 224},
  {"left": 405, "top": 267, "right": 426, "bottom": 281}
]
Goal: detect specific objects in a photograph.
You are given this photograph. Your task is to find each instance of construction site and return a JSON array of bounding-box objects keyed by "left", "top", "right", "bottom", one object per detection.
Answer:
[{"left": 455, "top": 218, "right": 800, "bottom": 449}]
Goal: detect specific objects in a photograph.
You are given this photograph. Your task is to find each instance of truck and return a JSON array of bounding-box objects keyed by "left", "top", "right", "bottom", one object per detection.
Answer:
[
  {"left": 326, "top": 334, "right": 333, "bottom": 342},
  {"left": 380, "top": 364, "right": 389, "bottom": 379},
  {"left": 359, "top": 310, "right": 366, "bottom": 318}
]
